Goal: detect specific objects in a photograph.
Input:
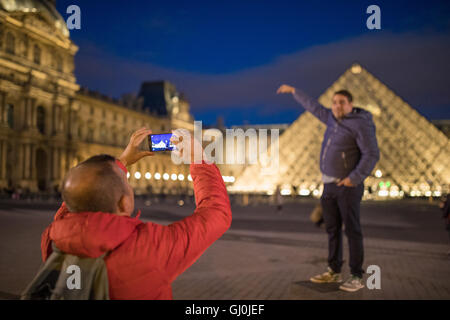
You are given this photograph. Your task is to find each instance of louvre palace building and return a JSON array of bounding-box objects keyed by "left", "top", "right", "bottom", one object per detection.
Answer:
[{"left": 0, "top": 0, "right": 194, "bottom": 195}]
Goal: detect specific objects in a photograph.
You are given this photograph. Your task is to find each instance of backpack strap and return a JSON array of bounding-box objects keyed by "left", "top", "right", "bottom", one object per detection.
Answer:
[
  {"left": 51, "top": 242, "right": 62, "bottom": 254},
  {"left": 51, "top": 242, "right": 109, "bottom": 259}
]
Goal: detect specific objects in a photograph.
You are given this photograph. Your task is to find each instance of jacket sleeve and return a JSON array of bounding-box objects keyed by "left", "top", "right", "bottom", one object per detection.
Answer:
[
  {"left": 292, "top": 88, "right": 330, "bottom": 124},
  {"left": 151, "top": 162, "right": 232, "bottom": 282},
  {"left": 348, "top": 116, "right": 380, "bottom": 185}
]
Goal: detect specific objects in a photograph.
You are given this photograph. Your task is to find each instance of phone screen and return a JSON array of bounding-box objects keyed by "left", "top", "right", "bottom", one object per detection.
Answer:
[{"left": 149, "top": 133, "right": 175, "bottom": 152}]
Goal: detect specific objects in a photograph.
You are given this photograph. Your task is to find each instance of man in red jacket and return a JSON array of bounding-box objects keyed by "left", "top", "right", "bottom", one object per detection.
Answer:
[{"left": 41, "top": 128, "right": 232, "bottom": 299}]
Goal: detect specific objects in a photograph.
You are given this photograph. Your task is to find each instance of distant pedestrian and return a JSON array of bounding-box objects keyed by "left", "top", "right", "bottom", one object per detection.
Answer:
[
  {"left": 439, "top": 194, "right": 450, "bottom": 256},
  {"left": 310, "top": 203, "right": 324, "bottom": 228},
  {"left": 275, "top": 185, "right": 283, "bottom": 213},
  {"left": 278, "top": 85, "right": 380, "bottom": 292}
]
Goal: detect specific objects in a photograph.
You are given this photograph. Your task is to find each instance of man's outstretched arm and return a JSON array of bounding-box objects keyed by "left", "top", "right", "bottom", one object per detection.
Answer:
[
  {"left": 277, "top": 84, "right": 330, "bottom": 124},
  {"left": 149, "top": 161, "right": 232, "bottom": 282},
  {"left": 147, "top": 132, "right": 232, "bottom": 282}
]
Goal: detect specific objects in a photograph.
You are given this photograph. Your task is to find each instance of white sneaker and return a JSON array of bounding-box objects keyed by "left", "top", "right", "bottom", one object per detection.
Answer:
[{"left": 339, "top": 275, "right": 364, "bottom": 292}]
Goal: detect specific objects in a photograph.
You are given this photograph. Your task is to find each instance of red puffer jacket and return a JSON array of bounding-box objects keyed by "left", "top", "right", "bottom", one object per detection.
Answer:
[{"left": 40, "top": 161, "right": 232, "bottom": 300}]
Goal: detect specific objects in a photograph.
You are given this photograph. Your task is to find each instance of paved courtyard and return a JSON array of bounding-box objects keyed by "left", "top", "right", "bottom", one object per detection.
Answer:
[{"left": 0, "top": 198, "right": 449, "bottom": 299}]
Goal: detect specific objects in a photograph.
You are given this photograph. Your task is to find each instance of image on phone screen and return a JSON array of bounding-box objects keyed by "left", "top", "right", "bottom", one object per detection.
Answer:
[{"left": 149, "top": 133, "right": 175, "bottom": 152}]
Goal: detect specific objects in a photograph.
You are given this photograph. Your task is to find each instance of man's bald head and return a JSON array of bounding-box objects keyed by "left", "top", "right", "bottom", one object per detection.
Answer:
[{"left": 62, "top": 154, "right": 129, "bottom": 213}]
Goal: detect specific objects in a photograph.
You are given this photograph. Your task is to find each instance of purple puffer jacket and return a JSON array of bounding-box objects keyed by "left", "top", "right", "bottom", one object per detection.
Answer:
[{"left": 293, "top": 88, "right": 380, "bottom": 186}]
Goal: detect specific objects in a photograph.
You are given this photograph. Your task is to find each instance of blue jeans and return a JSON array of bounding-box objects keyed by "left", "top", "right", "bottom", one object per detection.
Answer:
[{"left": 320, "top": 183, "right": 365, "bottom": 278}]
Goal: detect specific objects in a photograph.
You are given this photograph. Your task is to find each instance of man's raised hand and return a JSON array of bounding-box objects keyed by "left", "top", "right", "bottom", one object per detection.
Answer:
[
  {"left": 118, "top": 128, "right": 154, "bottom": 167},
  {"left": 277, "top": 84, "right": 296, "bottom": 94}
]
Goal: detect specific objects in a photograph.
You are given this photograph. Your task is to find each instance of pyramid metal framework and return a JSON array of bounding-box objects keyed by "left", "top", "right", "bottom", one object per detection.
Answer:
[{"left": 230, "top": 64, "right": 450, "bottom": 199}]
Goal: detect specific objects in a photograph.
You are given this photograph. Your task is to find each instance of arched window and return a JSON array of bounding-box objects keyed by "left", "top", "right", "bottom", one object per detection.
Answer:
[
  {"left": 6, "top": 104, "right": 14, "bottom": 128},
  {"left": 37, "top": 106, "right": 46, "bottom": 134},
  {"left": 33, "top": 44, "right": 41, "bottom": 65},
  {"left": 5, "top": 32, "right": 15, "bottom": 54}
]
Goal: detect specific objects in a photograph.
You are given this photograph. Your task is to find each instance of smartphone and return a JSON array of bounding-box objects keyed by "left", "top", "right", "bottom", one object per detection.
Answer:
[{"left": 148, "top": 133, "right": 175, "bottom": 152}]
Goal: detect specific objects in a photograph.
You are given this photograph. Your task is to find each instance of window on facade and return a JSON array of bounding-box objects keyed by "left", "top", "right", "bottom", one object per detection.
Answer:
[
  {"left": 100, "top": 124, "right": 107, "bottom": 142},
  {"left": 33, "top": 44, "right": 41, "bottom": 65},
  {"left": 19, "top": 37, "right": 28, "bottom": 57},
  {"left": 112, "top": 132, "right": 117, "bottom": 145},
  {"left": 56, "top": 55, "right": 63, "bottom": 72},
  {"left": 5, "top": 32, "right": 15, "bottom": 54},
  {"left": 0, "top": 23, "right": 3, "bottom": 50},
  {"left": 37, "top": 106, "right": 46, "bottom": 134},
  {"left": 78, "top": 125, "right": 83, "bottom": 140},
  {"left": 52, "top": 52, "right": 63, "bottom": 72},
  {"left": 87, "top": 128, "right": 94, "bottom": 142},
  {"left": 6, "top": 104, "right": 14, "bottom": 128},
  {"left": 56, "top": 105, "right": 63, "bottom": 131}
]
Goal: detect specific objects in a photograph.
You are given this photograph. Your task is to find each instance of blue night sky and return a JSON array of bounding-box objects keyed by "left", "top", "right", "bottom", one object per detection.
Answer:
[{"left": 56, "top": 0, "right": 450, "bottom": 126}]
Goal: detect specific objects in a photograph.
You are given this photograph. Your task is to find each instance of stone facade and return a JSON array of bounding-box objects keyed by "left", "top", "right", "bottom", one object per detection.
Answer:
[{"left": 0, "top": 2, "right": 193, "bottom": 194}]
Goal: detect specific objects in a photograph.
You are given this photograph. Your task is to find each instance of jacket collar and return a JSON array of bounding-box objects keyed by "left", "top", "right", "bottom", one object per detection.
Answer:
[{"left": 49, "top": 210, "right": 143, "bottom": 258}]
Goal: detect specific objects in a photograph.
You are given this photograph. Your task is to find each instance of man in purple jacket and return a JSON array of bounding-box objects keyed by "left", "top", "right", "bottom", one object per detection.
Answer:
[{"left": 277, "top": 84, "right": 380, "bottom": 292}]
